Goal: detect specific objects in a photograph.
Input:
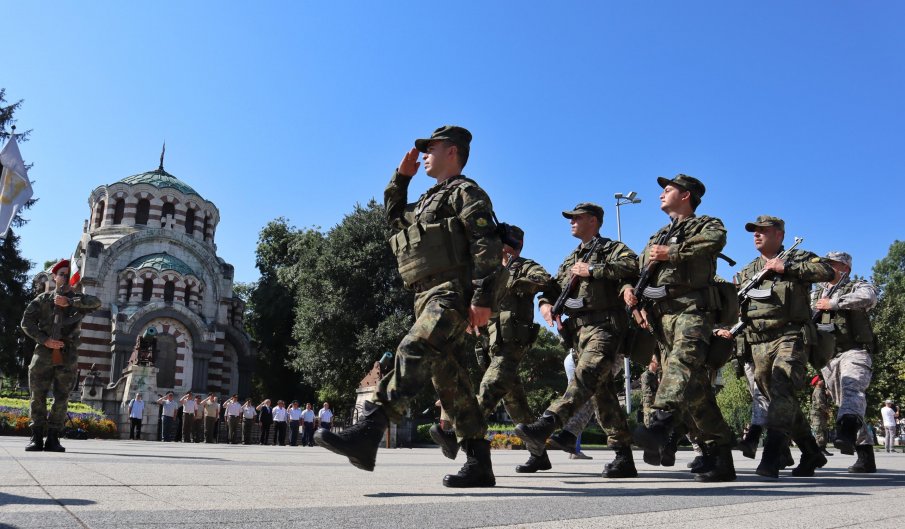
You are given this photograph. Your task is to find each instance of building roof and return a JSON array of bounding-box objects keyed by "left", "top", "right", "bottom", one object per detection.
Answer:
[
  {"left": 118, "top": 169, "right": 199, "bottom": 197},
  {"left": 126, "top": 252, "right": 196, "bottom": 277}
]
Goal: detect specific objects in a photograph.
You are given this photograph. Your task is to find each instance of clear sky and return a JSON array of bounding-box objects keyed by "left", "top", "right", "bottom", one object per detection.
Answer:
[{"left": 4, "top": 2, "right": 903, "bottom": 285}]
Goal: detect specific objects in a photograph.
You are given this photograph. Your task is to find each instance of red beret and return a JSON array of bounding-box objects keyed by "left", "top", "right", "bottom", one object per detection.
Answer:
[
  {"left": 51, "top": 259, "right": 71, "bottom": 274},
  {"left": 810, "top": 375, "right": 821, "bottom": 386}
]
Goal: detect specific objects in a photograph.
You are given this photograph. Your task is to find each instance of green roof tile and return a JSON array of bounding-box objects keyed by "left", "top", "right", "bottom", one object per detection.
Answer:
[
  {"left": 118, "top": 169, "right": 199, "bottom": 197},
  {"left": 127, "top": 252, "right": 196, "bottom": 277}
]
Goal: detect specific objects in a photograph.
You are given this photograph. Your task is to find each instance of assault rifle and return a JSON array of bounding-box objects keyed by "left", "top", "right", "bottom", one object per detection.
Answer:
[
  {"left": 625, "top": 219, "right": 679, "bottom": 321},
  {"left": 551, "top": 236, "right": 602, "bottom": 316},
  {"left": 50, "top": 285, "right": 66, "bottom": 365},
  {"left": 812, "top": 272, "right": 845, "bottom": 325}
]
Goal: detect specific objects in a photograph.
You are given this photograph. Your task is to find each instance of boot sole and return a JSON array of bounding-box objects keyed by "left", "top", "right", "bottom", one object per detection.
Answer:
[
  {"left": 314, "top": 431, "right": 376, "bottom": 472},
  {"left": 514, "top": 424, "right": 548, "bottom": 457},
  {"left": 755, "top": 468, "right": 779, "bottom": 479},
  {"left": 548, "top": 436, "right": 577, "bottom": 454},
  {"left": 695, "top": 472, "right": 737, "bottom": 482},
  {"left": 833, "top": 439, "right": 855, "bottom": 455},
  {"left": 429, "top": 427, "right": 459, "bottom": 461}
]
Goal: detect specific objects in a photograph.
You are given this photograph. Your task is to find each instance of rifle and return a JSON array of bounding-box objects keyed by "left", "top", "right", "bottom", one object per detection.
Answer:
[
  {"left": 812, "top": 273, "right": 845, "bottom": 325},
  {"left": 725, "top": 236, "right": 804, "bottom": 338},
  {"left": 50, "top": 285, "right": 66, "bottom": 365},
  {"left": 626, "top": 219, "right": 679, "bottom": 320},
  {"left": 551, "top": 236, "right": 602, "bottom": 316}
]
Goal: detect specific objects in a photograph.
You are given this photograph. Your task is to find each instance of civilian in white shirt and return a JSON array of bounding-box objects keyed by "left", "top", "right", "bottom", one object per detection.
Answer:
[
  {"left": 272, "top": 400, "right": 289, "bottom": 446},
  {"left": 318, "top": 402, "right": 334, "bottom": 431},
  {"left": 193, "top": 396, "right": 204, "bottom": 442},
  {"left": 223, "top": 394, "right": 243, "bottom": 444},
  {"left": 301, "top": 403, "right": 316, "bottom": 447},
  {"left": 288, "top": 401, "right": 304, "bottom": 446},
  {"left": 241, "top": 399, "right": 257, "bottom": 445},
  {"left": 127, "top": 393, "right": 145, "bottom": 440},
  {"left": 157, "top": 392, "right": 178, "bottom": 441},
  {"left": 881, "top": 400, "right": 899, "bottom": 453},
  {"left": 180, "top": 392, "right": 197, "bottom": 443}
]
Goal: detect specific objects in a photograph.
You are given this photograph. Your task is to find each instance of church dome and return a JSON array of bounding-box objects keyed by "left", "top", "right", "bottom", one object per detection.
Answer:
[
  {"left": 118, "top": 168, "right": 199, "bottom": 197},
  {"left": 126, "top": 252, "right": 196, "bottom": 277}
]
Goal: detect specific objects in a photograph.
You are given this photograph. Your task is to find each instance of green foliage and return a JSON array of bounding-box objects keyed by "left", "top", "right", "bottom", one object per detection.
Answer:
[
  {"left": 519, "top": 328, "right": 566, "bottom": 415},
  {"left": 716, "top": 365, "right": 752, "bottom": 436},
  {"left": 869, "top": 240, "right": 905, "bottom": 415}
]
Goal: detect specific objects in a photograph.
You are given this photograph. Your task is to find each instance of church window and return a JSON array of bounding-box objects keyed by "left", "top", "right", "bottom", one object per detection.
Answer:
[
  {"left": 185, "top": 208, "right": 196, "bottom": 235},
  {"left": 142, "top": 278, "right": 154, "bottom": 302},
  {"left": 94, "top": 201, "right": 105, "bottom": 228},
  {"left": 113, "top": 199, "right": 125, "bottom": 224},
  {"left": 135, "top": 199, "right": 150, "bottom": 225},
  {"left": 162, "top": 202, "right": 175, "bottom": 225}
]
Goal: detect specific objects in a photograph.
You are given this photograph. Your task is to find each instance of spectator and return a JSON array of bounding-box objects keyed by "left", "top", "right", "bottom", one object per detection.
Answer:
[
  {"left": 273, "top": 400, "right": 288, "bottom": 446},
  {"left": 201, "top": 394, "right": 219, "bottom": 443},
  {"left": 223, "top": 394, "right": 243, "bottom": 444},
  {"left": 288, "top": 401, "right": 303, "bottom": 446},
  {"left": 881, "top": 400, "right": 899, "bottom": 453},
  {"left": 241, "top": 398, "right": 257, "bottom": 445},
  {"left": 180, "top": 392, "right": 197, "bottom": 444},
  {"left": 193, "top": 395, "right": 204, "bottom": 442},
  {"left": 257, "top": 399, "right": 273, "bottom": 445},
  {"left": 156, "top": 392, "right": 178, "bottom": 441},
  {"left": 317, "top": 402, "right": 334, "bottom": 431},
  {"left": 127, "top": 393, "right": 145, "bottom": 440},
  {"left": 301, "top": 403, "right": 316, "bottom": 447}
]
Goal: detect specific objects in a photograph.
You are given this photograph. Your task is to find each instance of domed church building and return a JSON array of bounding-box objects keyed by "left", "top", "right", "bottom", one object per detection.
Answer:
[{"left": 35, "top": 156, "right": 254, "bottom": 403}]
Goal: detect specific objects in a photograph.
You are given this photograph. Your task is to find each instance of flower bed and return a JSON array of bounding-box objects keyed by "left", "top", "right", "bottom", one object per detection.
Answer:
[{"left": 0, "top": 398, "right": 118, "bottom": 438}]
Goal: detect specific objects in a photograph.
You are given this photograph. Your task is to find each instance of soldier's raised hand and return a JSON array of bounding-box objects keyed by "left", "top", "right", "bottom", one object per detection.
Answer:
[{"left": 398, "top": 147, "right": 421, "bottom": 177}]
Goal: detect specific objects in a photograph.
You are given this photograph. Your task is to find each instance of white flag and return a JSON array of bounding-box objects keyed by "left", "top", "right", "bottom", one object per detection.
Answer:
[{"left": 0, "top": 134, "right": 33, "bottom": 236}]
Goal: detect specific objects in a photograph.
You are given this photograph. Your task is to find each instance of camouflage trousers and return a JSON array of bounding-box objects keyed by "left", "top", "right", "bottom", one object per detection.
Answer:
[
  {"left": 751, "top": 331, "right": 810, "bottom": 439},
  {"left": 652, "top": 303, "right": 733, "bottom": 447},
  {"left": 475, "top": 323, "right": 533, "bottom": 425},
  {"left": 743, "top": 361, "right": 770, "bottom": 427},
  {"left": 375, "top": 282, "right": 486, "bottom": 441},
  {"left": 563, "top": 400, "right": 600, "bottom": 437},
  {"left": 547, "top": 318, "right": 631, "bottom": 447},
  {"left": 28, "top": 354, "right": 78, "bottom": 430},
  {"left": 809, "top": 401, "right": 829, "bottom": 447},
  {"left": 822, "top": 348, "right": 873, "bottom": 445},
  {"left": 639, "top": 369, "right": 659, "bottom": 427}
]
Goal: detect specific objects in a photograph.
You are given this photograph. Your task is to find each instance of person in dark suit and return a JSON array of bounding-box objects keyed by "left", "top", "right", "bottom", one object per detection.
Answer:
[{"left": 256, "top": 399, "right": 273, "bottom": 445}]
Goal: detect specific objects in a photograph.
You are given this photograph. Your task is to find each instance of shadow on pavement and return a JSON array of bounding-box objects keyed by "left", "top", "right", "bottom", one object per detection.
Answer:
[{"left": 0, "top": 491, "right": 96, "bottom": 506}]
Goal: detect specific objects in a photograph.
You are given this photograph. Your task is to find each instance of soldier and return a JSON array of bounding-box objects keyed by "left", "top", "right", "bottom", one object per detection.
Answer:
[
  {"left": 639, "top": 356, "right": 663, "bottom": 466},
  {"left": 812, "top": 251, "right": 878, "bottom": 473},
  {"left": 728, "top": 216, "right": 834, "bottom": 479},
  {"left": 430, "top": 224, "right": 558, "bottom": 471},
  {"left": 20, "top": 259, "right": 101, "bottom": 452},
  {"left": 809, "top": 376, "right": 833, "bottom": 457},
  {"left": 316, "top": 125, "right": 503, "bottom": 488},
  {"left": 516, "top": 202, "right": 641, "bottom": 479},
  {"left": 625, "top": 174, "right": 736, "bottom": 482}
]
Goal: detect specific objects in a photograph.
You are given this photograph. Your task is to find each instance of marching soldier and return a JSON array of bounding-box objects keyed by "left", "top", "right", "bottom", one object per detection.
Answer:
[
  {"left": 728, "top": 216, "right": 834, "bottom": 479},
  {"left": 516, "top": 202, "right": 641, "bottom": 479},
  {"left": 812, "top": 251, "right": 878, "bottom": 473},
  {"left": 626, "top": 175, "right": 737, "bottom": 482},
  {"left": 20, "top": 259, "right": 101, "bottom": 452},
  {"left": 316, "top": 125, "right": 503, "bottom": 488},
  {"left": 809, "top": 376, "right": 833, "bottom": 457}
]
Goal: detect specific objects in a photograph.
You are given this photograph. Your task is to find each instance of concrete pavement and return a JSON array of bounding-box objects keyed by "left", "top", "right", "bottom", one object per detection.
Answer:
[{"left": 1, "top": 436, "right": 904, "bottom": 529}]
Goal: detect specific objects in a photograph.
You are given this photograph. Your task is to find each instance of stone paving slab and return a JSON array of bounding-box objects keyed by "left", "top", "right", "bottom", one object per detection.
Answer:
[{"left": 1, "top": 436, "right": 904, "bottom": 529}]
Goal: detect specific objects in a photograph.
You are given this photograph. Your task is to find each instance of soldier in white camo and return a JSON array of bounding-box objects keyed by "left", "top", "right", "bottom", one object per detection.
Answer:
[{"left": 812, "top": 251, "right": 879, "bottom": 473}]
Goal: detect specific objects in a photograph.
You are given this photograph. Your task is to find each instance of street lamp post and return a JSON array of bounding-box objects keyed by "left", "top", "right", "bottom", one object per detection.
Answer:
[{"left": 614, "top": 191, "right": 641, "bottom": 414}]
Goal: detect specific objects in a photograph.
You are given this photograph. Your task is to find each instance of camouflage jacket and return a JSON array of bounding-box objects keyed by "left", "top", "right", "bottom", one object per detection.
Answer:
[
  {"left": 495, "top": 256, "right": 556, "bottom": 326},
  {"left": 385, "top": 170, "right": 502, "bottom": 307},
  {"left": 538, "top": 237, "right": 638, "bottom": 314},
  {"left": 639, "top": 215, "right": 726, "bottom": 292},
  {"left": 811, "top": 275, "right": 878, "bottom": 351},
  {"left": 21, "top": 290, "right": 102, "bottom": 365},
  {"left": 735, "top": 248, "right": 834, "bottom": 335}
]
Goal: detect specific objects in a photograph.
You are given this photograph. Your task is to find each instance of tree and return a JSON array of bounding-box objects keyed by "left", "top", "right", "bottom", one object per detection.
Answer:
[
  {"left": 0, "top": 89, "right": 35, "bottom": 384},
  {"left": 869, "top": 240, "right": 905, "bottom": 413},
  {"left": 518, "top": 328, "right": 567, "bottom": 416}
]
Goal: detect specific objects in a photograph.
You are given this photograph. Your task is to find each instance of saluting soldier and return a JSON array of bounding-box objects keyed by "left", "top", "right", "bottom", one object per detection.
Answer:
[
  {"left": 727, "top": 216, "right": 834, "bottom": 479},
  {"left": 430, "top": 224, "right": 558, "bottom": 469},
  {"left": 812, "top": 251, "right": 878, "bottom": 473},
  {"left": 20, "top": 259, "right": 101, "bottom": 452},
  {"left": 516, "top": 202, "right": 641, "bottom": 479},
  {"left": 625, "top": 175, "right": 737, "bottom": 483},
  {"left": 316, "top": 125, "right": 503, "bottom": 488}
]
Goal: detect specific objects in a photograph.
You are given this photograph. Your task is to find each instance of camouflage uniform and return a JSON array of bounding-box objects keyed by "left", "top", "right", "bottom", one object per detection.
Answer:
[
  {"left": 21, "top": 289, "right": 101, "bottom": 431},
  {"left": 809, "top": 383, "right": 832, "bottom": 447},
  {"left": 476, "top": 256, "right": 555, "bottom": 424},
  {"left": 642, "top": 214, "right": 734, "bottom": 448},
  {"left": 813, "top": 271, "right": 877, "bottom": 446},
  {"left": 379, "top": 169, "right": 502, "bottom": 442},
  {"left": 538, "top": 237, "right": 639, "bottom": 447},
  {"left": 639, "top": 367, "right": 659, "bottom": 428},
  {"left": 736, "top": 248, "right": 833, "bottom": 438}
]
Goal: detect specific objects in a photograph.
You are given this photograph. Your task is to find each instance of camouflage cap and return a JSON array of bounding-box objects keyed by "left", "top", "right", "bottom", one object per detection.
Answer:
[
  {"left": 414, "top": 125, "right": 472, "bottom": 153},
  {"left": 562, "top": 202, "right": 604, "bottom": 223},
  {"left": 499, "top": 223, "right": 524, "bottom": 251},
  {"left": 744, "top": 215, "right": 785, "bottom": 232},
  {"left": 657, "top": 174, "right": 706, "bottom": 198},
  {"left": 825, "top": 251, "right": 852, "bottom": 269}
]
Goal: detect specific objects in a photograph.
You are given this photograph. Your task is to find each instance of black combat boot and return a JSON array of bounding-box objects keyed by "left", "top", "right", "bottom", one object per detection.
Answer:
[
  {"left": 833, "top": 414, "right": 862, "bottom": 455},
  {"left": 43, "top": 429, "right": 66, "bottom": 453},
  {"left": 429, "top": 424, "right": 459, "bottom": 460},
  {"left": 632, "top": 410, "right": 673, "bottom": 451},
  {"left": 314, "top": 401, "right": 387, "bottom": 471},
  {"left": 514, "top": 412, "right": 559, "bottom": 457},
  {"left": 603, "top": 446, "right": 638, "bottom": 478},
  {"left": 848, "top": 444, "right": 877, "bottom": 474},
  {"left": 643, "top": 448, "right": 662, "bottom": 466},
  {"left": 695, "top": 445, "right": 736, "bottom": 482},
  {"left": 734, "top": 424, "right": 763, "bottom": 459},
  {"left": 791, "top": 433, "right": 827, "bottom": 477},
  {"left": 25, "top": 426, "right": 44, "bottom": 452},
  {"left": 755, "top": 429, "right": 787, "bottom": 479},
  {"left": 443, "top": 438, "right": 495, "bottom": 488},
  {"left": 548, "top": 430, "right": 577, "bottom": 454},
  {"left": 780, "top": 442, "right": 795, "bottom": 469},
  {"left": 820, "top": 445, "right": 834, "bottom": 457},
  {"left": 515, "top": 450, "right": 552, "bottom": 473},
  {"left": 659, "top": 430, "right": 680, "bottom": 467}
]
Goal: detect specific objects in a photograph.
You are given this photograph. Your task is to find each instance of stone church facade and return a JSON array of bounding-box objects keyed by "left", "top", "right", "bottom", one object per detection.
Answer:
[{"left": 33, "top": 162, "right": 254, "bottom": 400}]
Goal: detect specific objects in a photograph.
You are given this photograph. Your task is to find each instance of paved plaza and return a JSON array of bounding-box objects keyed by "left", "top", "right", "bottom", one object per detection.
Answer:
[{"left": 1, "top": 436, "right": 904, "bottom": 529}]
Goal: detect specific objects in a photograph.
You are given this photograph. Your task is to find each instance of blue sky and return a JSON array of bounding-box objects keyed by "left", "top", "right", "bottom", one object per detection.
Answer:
[{"left": 4, "top": 2, "right": 903, "bottom": 285}]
